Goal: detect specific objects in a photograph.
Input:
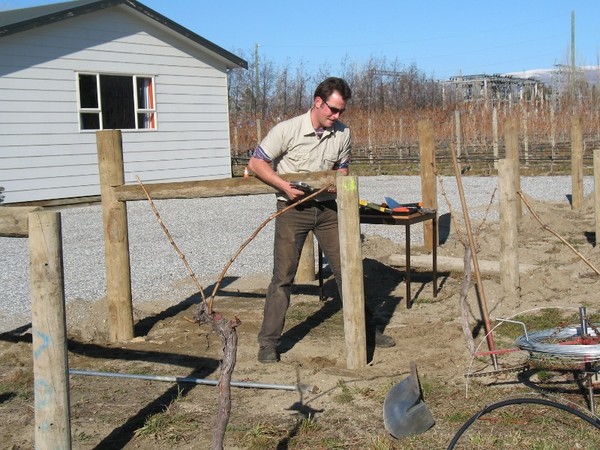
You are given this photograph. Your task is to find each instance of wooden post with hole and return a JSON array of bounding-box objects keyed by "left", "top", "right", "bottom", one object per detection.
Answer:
[
  {"left": 295, "top": 231, "right": 316, "bottom": 283},
  {"left": 504, "top": 116, "right": 522, "bottom": 220},
  {"left": 337, "top": 175, "right": 367, "bottom": 369},
  {"left": 96, "top": 130, "right": 134, "bottom": 342},
  {"left": 594, "top": 149, "right": 600, "bottom": 244},
  {"left": 418, "top": 120, "right": 437, "bottom": 251},
  {"left": 571, "top": 114, "right": 584, "bottom": 210},
  {"left": 498, "top": 159, "right": 520, "bottom": 300},
  {"left": 29, "top": 211, "right": 72, "bottom": 449}
]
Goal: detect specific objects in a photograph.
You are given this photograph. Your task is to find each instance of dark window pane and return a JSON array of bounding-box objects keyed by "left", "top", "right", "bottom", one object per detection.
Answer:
[
  {"left": 79, "top": 74, "right": 98, "bottom": 108},
  {"left": 137, "top": 77, "right": 154, "bottom": 109},
  {"left": 80, "top": 113, "right": 100, "bottom": 130},
  {"left": 138, "top": 113, "right": 155, "bottom": 129},
  {"left": 100, "top": 75, "right": 135, "bottom": 129}
]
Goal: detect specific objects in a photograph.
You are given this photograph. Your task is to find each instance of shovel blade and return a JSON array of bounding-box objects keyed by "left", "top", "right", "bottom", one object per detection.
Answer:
[{"left": 383, "top": 362, "right": 435, "bottom": 439}]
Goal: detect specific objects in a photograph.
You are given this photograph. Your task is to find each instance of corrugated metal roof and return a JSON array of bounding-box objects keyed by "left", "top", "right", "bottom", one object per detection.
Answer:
[{"left": 0, "top": 0, "right": 248, "bottom": 69}]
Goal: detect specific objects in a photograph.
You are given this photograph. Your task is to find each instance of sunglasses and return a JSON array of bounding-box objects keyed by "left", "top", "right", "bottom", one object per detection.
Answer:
[{"left": 321, "top": 98, "right": 345, "bottom": 115}]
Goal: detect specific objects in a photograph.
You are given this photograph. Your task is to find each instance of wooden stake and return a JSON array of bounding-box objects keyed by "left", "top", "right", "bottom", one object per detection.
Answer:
[
  {"left": 504, "top": 116, "right": 522, "bottom": 219},
  {"left": 450, "top": 144, "right": 497, "bottom": 367},
  {"left": 337, "top": 175, "right": 367, "bottom": 369},
  {"left": 418, "top": 120, "right": 438, "bottom": 251},
  {"left": 571, "top": 114, "right": 584, "bottom": 210},
  {"left": 594, "top": 149, "right": 600, "bottom": 245},
  {"left": 498, "top": 159, "right": 520, "bottom": 299},
  {"left": 96, "top": 130, "right": 134, "bottom": 342},
  {"left": 29, "top": 211, "right": 71, "bottom": 449}
]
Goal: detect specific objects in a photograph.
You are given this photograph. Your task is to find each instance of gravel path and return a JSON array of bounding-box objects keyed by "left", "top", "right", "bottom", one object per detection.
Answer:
[{"left": 0, "top": 175, "right": 592, "bottom": 333}]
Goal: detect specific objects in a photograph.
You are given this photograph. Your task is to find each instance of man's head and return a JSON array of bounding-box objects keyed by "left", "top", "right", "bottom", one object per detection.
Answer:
[{"left": 312, "top": 77, "right": 352, "bottom": 129}]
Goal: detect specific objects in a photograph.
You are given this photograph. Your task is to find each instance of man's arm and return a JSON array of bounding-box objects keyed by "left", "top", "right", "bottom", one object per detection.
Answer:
[{"left": 247, "top": 156, "right": 306, "bottom": 201}]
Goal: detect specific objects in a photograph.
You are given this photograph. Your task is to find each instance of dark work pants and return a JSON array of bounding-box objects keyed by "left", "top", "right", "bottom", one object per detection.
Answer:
[{"left": 258, "top": 200, "right": 343, "bottom": 348}]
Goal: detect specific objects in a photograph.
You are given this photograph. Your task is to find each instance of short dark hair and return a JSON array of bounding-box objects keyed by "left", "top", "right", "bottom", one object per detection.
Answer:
[{"left": 314, "top": 77, "right": 352, "bottom": 102}]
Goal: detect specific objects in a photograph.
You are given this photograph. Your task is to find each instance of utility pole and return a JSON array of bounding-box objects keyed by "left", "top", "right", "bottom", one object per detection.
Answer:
[
  {"left": 254, "top": 43, "right": 261, "bottom": 141},
  {"left": 571, "top": 10, "right": 576, "bottom": 106},
  {"left": 254, "top": 43, "right": 260, "bottom": 115}
]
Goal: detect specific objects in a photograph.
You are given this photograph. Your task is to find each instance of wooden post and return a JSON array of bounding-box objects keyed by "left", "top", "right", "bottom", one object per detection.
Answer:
[
  {"left": 498, "top": 160, "right": 520, "bottom": 300},
  {"left": 295, "top": 231, "right": 315, "bottom": 283},
  {"left": 504, "top": 116, "right": 522, "bottom": 220},
  {"left": 96, "top": 130, "right": 134, "bottom": 342},
  {"left": 571, "top": 114, "right": 584, "bottom": 210},
  {"left": 418, "top": 120, "right": 437, "bottom": 251},
  {"left": 454, "top": 109, "right": 462, "bottom": 161},
  {"left": 522, "top": 111, "right": 529, "bottom": 165},
  {"left": 492, "top": 106, "right": 499, "bottom": 170},
  {"left": 594, "top": 150, "right": 600, "bottom": 245},
  {"left": 29, "top": 211, "right": 72, "bottom": 449},
  {"left": 337, "top": 175, "right": 367, "bottom": 369}
]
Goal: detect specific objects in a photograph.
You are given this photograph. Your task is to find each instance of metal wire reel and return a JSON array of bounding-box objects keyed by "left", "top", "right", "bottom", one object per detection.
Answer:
[
  {"left": 514, "top": 308, "right": 600, "bottom": 371},
  {"left": 514, "top": 306, "right": 599, "bottom": 413}
]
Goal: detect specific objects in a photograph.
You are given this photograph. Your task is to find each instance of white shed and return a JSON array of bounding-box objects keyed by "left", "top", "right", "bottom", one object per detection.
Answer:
[{"left": 0, "top": 0, "right": 247, "bottom": 204}]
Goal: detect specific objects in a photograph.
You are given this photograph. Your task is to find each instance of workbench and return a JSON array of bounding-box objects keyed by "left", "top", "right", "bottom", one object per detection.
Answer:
[{"left": 358, "top": 209, "right": 438, "bottom": 308}]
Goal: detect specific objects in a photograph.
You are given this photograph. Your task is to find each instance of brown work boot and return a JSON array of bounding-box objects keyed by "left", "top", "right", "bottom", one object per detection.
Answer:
[
  {"left": 374, "top": 329, "right": 396, "bottom": 348},
  {"left": 258, "top": 345, "right": 279, "bottom": 363}
]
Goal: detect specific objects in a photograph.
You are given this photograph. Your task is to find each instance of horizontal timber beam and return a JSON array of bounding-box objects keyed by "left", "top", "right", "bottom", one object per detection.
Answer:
[
  {"left": 0, "top": 206, "right": 43, "bottom": 237},
  {"left": 113, "top": 171, "right": 337, "bottom": 202}
]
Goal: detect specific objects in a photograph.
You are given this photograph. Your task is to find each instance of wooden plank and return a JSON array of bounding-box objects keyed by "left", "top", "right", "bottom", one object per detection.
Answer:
[
  {"left": 388, "top": 254, "right": 538, "bottom": 275},
  {"left": 0, "top": 206, "right": 43, "bottom": 237},
  {"left": 114, "top": 170, "right": 337, "bottom": 201}
]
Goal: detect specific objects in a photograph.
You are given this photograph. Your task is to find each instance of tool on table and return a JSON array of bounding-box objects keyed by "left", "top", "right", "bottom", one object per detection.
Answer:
[
  {"left": 290, "top": 181, "right": 316, "bottom": 194},
  {"left": 358, "top": 199, "right": 392, "bottom": 214},
  {"left": 383, "top": 196, "right": 422, "bottom": 214}
]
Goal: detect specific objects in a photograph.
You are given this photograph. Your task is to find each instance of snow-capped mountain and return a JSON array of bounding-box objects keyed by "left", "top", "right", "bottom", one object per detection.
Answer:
[{"left": 504, "top": 66, "right": 600, "bottom": 87}]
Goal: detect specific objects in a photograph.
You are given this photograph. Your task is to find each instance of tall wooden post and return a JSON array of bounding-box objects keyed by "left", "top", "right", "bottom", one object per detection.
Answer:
[
  {"left": 594, "top": 150, "right": 600, "bottom": 244},
  {"left": 454, "top": 110, "right": 462, "bottom": 160},
  {"left": 29, "top": 211, "right": 72, "bottom": 449},
  {"left": 498, "top": 160, "right": 520, "bottom": 300},
  {"left": 504, "top": 116, "right": 522, "bottom": 220},
  {"left": 418, "top": 120, "right": 437, "bottom": 251},
  {"left": 492, "top": 106, "right": 499, "bottom": 170},
  {"left": 337, "top": 175, "right": 367, "bottom": 369},
  {"left": 96, "top": 130, "right": 134, "bottom": 342},
  {"left": 295, "top": 231, "right": 315, "bottom": 283},
  {"left": 571, "top": 114, "right": 584, "bottom": 210}
]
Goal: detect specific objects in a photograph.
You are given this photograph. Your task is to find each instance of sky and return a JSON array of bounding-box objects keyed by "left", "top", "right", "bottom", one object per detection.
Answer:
[{"left": 1, "top": 0, "right": 600, "bottom": 80}]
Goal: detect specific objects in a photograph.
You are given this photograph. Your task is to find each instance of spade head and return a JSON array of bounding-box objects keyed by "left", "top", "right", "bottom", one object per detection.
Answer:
[{"left": 383, "top": 362, "right": 435, "bottom": 439}]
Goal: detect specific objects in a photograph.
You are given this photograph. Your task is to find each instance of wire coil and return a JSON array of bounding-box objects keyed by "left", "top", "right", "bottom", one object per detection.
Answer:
[{"left": 515, "top": 324, "right": 600, "bottom": 368}]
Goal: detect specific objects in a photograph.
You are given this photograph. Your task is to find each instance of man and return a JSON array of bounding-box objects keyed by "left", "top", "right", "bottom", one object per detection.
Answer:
[{"left": 248, "top": 77, "right": 395, "bottom": 363}]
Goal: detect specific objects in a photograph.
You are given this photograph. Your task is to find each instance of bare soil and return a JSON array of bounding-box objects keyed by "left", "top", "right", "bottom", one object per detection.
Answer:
[{"left": 1, "top": 196, "right": 600, "bottom": 449}]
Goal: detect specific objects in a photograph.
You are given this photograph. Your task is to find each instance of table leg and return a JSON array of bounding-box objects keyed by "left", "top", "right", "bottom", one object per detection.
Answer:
[{"left": 405, "top": 223, "right": 412, "bottom": 308}]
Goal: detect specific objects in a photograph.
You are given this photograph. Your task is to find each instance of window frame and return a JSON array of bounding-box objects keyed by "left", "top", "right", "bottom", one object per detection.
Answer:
[{"left": 76, "top": 72, "right": 157, "bottom": 132}]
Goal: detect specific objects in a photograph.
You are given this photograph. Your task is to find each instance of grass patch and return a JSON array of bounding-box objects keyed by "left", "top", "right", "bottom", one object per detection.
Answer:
[
  {"left": 495, "top": 308, "right": 585, "bottom": 340},
  {"left": 242, "top": 422, "right": 282, "bottom": 449},
  {"left": 334, "top": 379, "right": 354, "bottom": 404},
  {"left": 133, "top": 387, "right": 196, "bottom": 443}
]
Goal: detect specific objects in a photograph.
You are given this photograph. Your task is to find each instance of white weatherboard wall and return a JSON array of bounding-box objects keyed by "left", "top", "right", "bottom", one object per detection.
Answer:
[{"left": 0, "top": 7, "right": 233, "bottom": 204}]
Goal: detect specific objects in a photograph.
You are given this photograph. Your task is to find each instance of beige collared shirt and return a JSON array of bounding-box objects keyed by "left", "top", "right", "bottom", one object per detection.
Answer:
[{"left": 257, "top": 109, "right": 351, "bottom": 200}]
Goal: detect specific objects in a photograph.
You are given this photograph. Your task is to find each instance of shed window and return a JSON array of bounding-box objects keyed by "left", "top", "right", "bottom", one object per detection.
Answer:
[{"left": 77, "top": 73, "right": 156, "bottom": 131}]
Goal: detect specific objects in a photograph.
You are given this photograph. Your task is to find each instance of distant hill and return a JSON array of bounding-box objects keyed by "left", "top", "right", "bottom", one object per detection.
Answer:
[{"left": 504, "top": 66, "right": 600, "bottom": 87}]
